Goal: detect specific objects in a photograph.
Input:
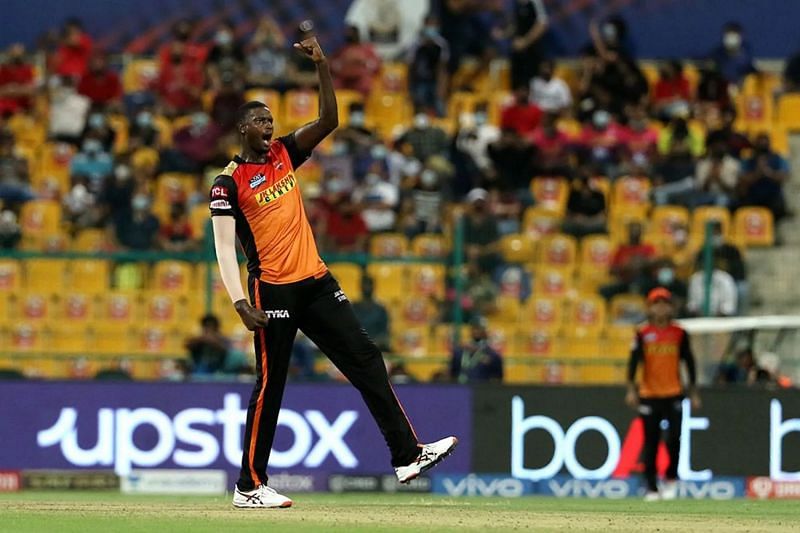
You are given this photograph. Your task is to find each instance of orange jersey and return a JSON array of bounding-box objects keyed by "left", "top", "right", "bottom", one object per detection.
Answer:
[
  {"left": 629, "top": 323, "right": 696, "bottom": 399},
  {"left": 209, "top": 134, "right": 327, "bottom": 284}
]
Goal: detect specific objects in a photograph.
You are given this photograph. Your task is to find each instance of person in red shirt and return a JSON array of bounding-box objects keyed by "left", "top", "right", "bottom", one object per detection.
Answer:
[
  {"left": 621, "top": 105, "right": 659, "bottom": 168},
  {"left": 0, "top": 44, "right": 35, "bottom": 116},
  {"left": 653, "top": 60, "right": 692, "bottom": 118},
  {"left": 325, "top": 195, "right": 369, "bottom": 252},
  {"left": 501, "top": 85, "right": 543, "bottom": 137},
  {"left": 329, "top": 26, "right": 381, "bottom": 97},
  {"left": 626, "top": 287, "right": 700, "bottom": 500},
  {"left": 53, "top": 19, "right": 93, "bottom": 80},
  {"left": 578, "top": 109, "right": 626, "bottom": 173},
  {"left": 528, "top": 112, "right": 572, "bottom": 175},
  {"left": 157, "top": 19, "right": 208, "bottom": 71},
  {"left": 601, "top": 221, "right": 657, "bottom": 299},
  {"left": 157, "top": 41, "right": 205, "bottom": 114},
  {"left": 158, "top": 203, "right": 197, "bottom": 252},
  {"left": 78, "top": 52, "right": 122, "bottom": 107}
]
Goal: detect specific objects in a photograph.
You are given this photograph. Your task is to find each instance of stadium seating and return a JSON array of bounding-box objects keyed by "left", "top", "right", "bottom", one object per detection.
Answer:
[
  {"left": 734, "top": 207, "right": 775, "bottom": 247},
  {"left": 327, "top": 262, "right": 362, "bottom": 301},
  {"left": 530, "top": 177, "right": 569, "bottom": 215},
  {"left": 364, "top": 261, "right": 406, "bottom": 303},
  {"left": 499, "top": 233, "right": 537, "bottom": 264},
  {"left": 369, "top": 233, "right": 409, "bottom": 258}
]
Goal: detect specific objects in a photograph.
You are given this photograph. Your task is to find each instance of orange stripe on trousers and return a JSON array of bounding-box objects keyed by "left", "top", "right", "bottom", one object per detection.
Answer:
[{"left": 248, "top": 278, "right": 269, "bottom": 486}]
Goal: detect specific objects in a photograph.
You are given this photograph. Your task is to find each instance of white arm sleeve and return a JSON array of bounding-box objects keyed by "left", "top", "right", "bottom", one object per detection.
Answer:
[{"left": 212, "top": 216, "right": 247, "bottom": 304}]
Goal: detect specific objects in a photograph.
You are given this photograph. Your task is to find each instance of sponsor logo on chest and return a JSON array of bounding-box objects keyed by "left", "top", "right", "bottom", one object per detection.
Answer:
[
  {"left": 249, "top": 173, "right": 267, "bottom": 189},
  {"left": 254, "top": 172, "right": 297, "bottom": 206}
]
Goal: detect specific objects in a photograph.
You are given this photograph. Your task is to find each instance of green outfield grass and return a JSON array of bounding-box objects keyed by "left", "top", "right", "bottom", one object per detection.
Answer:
[{"left": 1, "top": 492, "right": 798, "bottom": 532}]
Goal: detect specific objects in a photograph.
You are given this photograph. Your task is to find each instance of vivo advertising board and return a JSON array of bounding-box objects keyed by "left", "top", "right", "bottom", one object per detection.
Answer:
[
  {"left": 472, "top": 387, "right": 800, "bottom": 481},
  {"left": 0, "top": 382, "right": 471, "bottom": 477}
]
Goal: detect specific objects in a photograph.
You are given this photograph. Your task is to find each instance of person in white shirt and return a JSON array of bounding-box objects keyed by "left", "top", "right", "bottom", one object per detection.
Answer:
[
  {"left": 455, "top": 107, "right": 501, "bottom": 174},
  {"left": 352, "top": 169, "right": 399, "bottom": 232},
  {"left": 687, "top": 260, "right": 738, "bottom": 317},
  {"left": 48, "top": 75, "right": 90, "bottom": 143},
  {"left": 345, "top": 0, "right": 430, "bottom": 60},
  {"left": 530, "top": 59, "right": 572, "bottom": 114}
]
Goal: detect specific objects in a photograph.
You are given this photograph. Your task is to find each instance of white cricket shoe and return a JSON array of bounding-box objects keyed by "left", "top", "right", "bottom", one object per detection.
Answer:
[
  {"left": 661, "top": 480, "right": 678, "bottom": 500},
  {"left": 395, "top": 436, "right": 458, "bottom": 484},
  {"left": 232, "top": 484, "right": 293, "bottom": 509},
  {"left": 643, "top": 491, "right": 661, "bottom": 502}
]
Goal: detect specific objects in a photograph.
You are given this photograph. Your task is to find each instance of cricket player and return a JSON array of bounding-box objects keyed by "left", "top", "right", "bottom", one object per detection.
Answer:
[
  {"left": 210, "top": 31, "right": 457, "bottom": 509},
  {"left": 626, "top": 287, "right": 701, "bottom": 501}
]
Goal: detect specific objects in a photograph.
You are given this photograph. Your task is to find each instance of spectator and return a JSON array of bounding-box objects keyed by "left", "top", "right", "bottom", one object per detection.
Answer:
[
  {"left": 686, "top": 257, "right": 738, "bottom": 317},
  {"left": 159, "top": 203, "right": 197, "bottom": 252},
  {"left": 450, "top": 317, "right": 503, "bottom": 383},
  {"left": 77, "top": 52, "right": 122, "bottom": 108},
  {"left": 63, "top": 175, "right": 99, "bottom": 230},
  {"left": 653, "top": 61, "right": 692, "bottom": 119},
  {"left": 352, "top": 169, "right": 399, "bottom": 233},
  {"left": 500, "top": 85, "right": 543, "bottom": 138},
  {"left": 167, "top": 111, "right": 224, "bottom": 172},
  {"left": 508, "top": 0, "right": 549, "bottom": 89},
  {"left": 334, "top": 103, "right": 379, "bottom": 179},
  {"left": 330, "top": 25, "right": 381, "bottom": 97},
  {"left": 400, "top": 113, "right": 449, "bottom": 161},
  {"left": 487, "top": 128, "right": 535, "bottom": 192},
  {"left": 407, "top": 16, "right": 449, "bottom": 116},
  {"left": 325, "top": 195, "right": 369, "bottom": 252},
  {"left": 407, "top": 167, "right": 446, "bottom": 235},
  {"left": 490, "top": 190, "right": 523, "bottom": 235},
  {"left": 113, "top": 193, "right": 160, "bottom": 250},
  {"left": 185, "top": 314, "right": 230, "bottom": 375},
  {"left": 99, "top": 164, "right": 135, "bottom": 227},
  {"left": 48, "top": 76, "right": 91, "bottom": 144},
  {"left": 530, "top": 59, "right": 572, "bottom": 114},
  {"left": 621, "top": 105, "right": 659, "bottom": 170},
  {"left": 528, "top": 113, "right": 572, "bottom": 176},
  {"left": 738, "top": 133, "right": 789, "bottom": 221},
  {"left": 696, "top": 61, "right": 731, "bottom": 114},
  {"left": 205, "top": 21, "right": 246, "bottom": 91},
  {"left": 589, "top": 16, "right": 636, "bottom": 59},
  {"left": 457, "top": 104, "right": 501, "bottom": 175},
  {"left": 709, "top": 22, "right": 755, "bottom": 85},
  {"left": 0, "top": 129, "right": 34, "bottom": 205},
  {"left": 52, "top": 19, "right": 93, "bottom": 80},
  {"left": 653, "top": 117, "right": 704, "bottom": 192},
  {"left": 156, "top": 41, "right": 205, "bottom": 115},
  {"left": 577, "top": 110, "right": 625, "bottom": 175},
  {"left": 345, "top": 0, "right": 429, "bottom": 60},
  {"left": 70, "top": 136, "right": 113, "bottom": 187},
  {"left": 463, "top": 188, "right": 501, "bottom": 274},
  {"left": 129, "top": 108, "right": 161, "bottom": 150},
  {"left": 0, "top": 44, "right": 35, "bottom": 116},
  {"left": 0, "top": 208, "right": 21, "bottom": 249},
  {"left": 437, "top": 0, "right": 491, "bottom": 76},
  {"left": 716, "top": 348, "right": 772, "bottom": 385},
  {"left": 94, "top": 359, "right": 134, "bottom": 381},
  {"left": 246, "top": 16, "right": 291, "bottom": 90},
  {"left": 351, "top": 277, "right": 390, "bottom": 351},
  {"left": 641, "top": 259, "right": 689, "bottom": 317},
  {"left": 82, "top": 111, "right": 116, "bottom": 152},
  {"left": 601, "top": 221, "right": 657, "bottom": 299},
  {"left": 706, "top": 107, "right": 751, "bottom": 158},
  {"left": 158, "top": 19, "right": 207, "bottom": 71},
  {"left": 702, "top": 221, "right": 749, "bottom": 314},
  {"left": 562, "top": 175, "right": 606, "bottom": 237},
  {"left": 211, "top": 76, "right": 246, "bottom": 133}
]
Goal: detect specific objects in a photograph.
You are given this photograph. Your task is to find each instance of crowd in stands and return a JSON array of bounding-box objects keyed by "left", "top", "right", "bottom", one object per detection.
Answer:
[{"left": 0, "top": 1, "right": 794, "bottom": 383}]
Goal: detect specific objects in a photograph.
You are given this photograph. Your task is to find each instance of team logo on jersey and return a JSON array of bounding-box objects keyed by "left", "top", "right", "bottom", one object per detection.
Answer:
[
  {"left": 264, "top": 310, "right": 290, "bottom": 319},
  {"left": 255, "top": 172, "right": 296, "bottom": 206},
  {"left": 249, "top": 173, "right": 267, "bottom": 189}
]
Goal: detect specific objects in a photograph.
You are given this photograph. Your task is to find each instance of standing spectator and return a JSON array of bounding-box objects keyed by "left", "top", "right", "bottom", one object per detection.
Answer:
[
  {"left": 407, "top": 17, "right": 449, "bottom": 116},
  {"left": 640, "top": 259, "right": 689, "bottom": 317},
  {"left": 702, "top": 221, "right": 748, "bottom": 314},
  {"left": 530, "top": 59, "right": 572, "bottom": 114},
  {"left": 0, "top": 44, "right": 35, "bottom": 116},
  {"left": 709, "top": 22, "right": 756, "bottom": 85},
  {"left": 48, "top": 76, "right": 91, "bottom": 144},
  {"left": 601, "top": 221, "right": 657, "bottom": 299},
  {"left": 52, "top": 19, "right": 93, "bottom": 80},
  {"left": 407, "top": 167, "right": 445, "bottom": 235},
  {"left": 400, "top": 113, "right": 449, "bottom": 160},
  {"left": 738, "top": 133, "right": 789, "bottom": 221},
  {"left": 77, "top": 52, "right": 122, "bottom": 108},
  {"left": 528, "top": 113, "right": 572, "bottom": 176},
  {"left": 653, "top": 61, "right": 692, "bottom": 119},
  {"left": 687, "top": 258, "right": 738, "bottom": 317},
  {"left": 464, "top": 188, "right": 501, "bottom": 274},
  {"left": 99, "top": 164, "right": 135, "bottom": 227},
  {"left": 562, "top": 175, "right": 606, "bottom": 237},
  {"left": 246, "top": 16, "right": 291, "bottom": 91},
  {"left": 450, "top": 317, "right": 503, "bottom": 383},
  {"left": 330, "top": 25, "right": 381, "bottom": 97},
  {"left": 211, "top": 76, "right": 246, "bottom": 133},
  {"left": 113, "top": 193, "right": 160, "bottom": 250},
  {"left": 325, "top": 196, "right": 369, "bottom": 252},
  {"left": 206, "top": 21, "right": 246, "bottom": 91},
  {"left": 508, "top": 0, "right": 549, "bottom": 89},
  {"left": 185, "top": 314, "right": 230, "bottom": 375},
  {"left": 500, "top": 86, "right": 543, "bottom": 138},
  {"left": 351, "top": 277, "right": 390, "bottom": 351},
  {"left": 487, "top": 128, "right": 535, "bottom": 192},
  {"left": 345, "top": 0, "right": 429, "bottom": 60},
  {"left": 159, "top": 203, "right": 197, "bottom": 252},
  {"left": 437, "top": 0, "right": 491, "bottom": 76},
  {"left": 157, "top": 41, "right": 205, "bottom": 115},
  {"left": 696, "top": 61, "right": 731, "bottom": 116}
]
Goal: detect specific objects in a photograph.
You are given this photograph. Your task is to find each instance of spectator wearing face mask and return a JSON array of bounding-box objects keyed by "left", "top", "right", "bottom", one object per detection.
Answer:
[
  {"left": 450, "top": 317, "right": 503, "bottom": 383},
  {"left": 77, "top": 52, "right": 122, "bottom": 108},
  {"left": 345, "top": 0, "right": 429, "bottom": 61},
  {"left": 653, "top": 61, "right": 692, "bottom": 120},
  {"left": 166, "top": 111, "right": 223, "bottom": 172},
  {"left": 463, "top": 188, "right": 501, "bottom": 274},
  {"left": 82, "top": 111, "right": 116, "bottom": 152},
  {"left": 63, "top": 175, "right": 100, "bottom": 230},
  {"left": 351, "top": 277, "right": 391, "bottom": 351},
  {"left": 621, "top": 105, "right": 659, "bottom": 171},
  {"left": 0, "top": 44, "right": 35, "bottom": 116},
  {"left": 407, "top": 16, "right": 449, "bottom": 117},
  {"left": 158, "top": 19, "right": 207, "bottom": 71},
  {"left": 487, "top": 128, "right": 536, "bottom": 192},
  {"left": 70, "top": 136, "right": 113, "bottom": 187},
  {"left": 129, "top": 108, "right": 160, "bottom": 149},
  {"left": 738, "top": 133, "right": 789, "bottom": 221},
  {"left": 113, "top": 193, "right": 160, "bottom": 250},
  {"left": 654, "top": 117, "right": 704, "bottom": 187},
  {"left": 706, "top": 107, "right": 751, "bottom": 158},
  {"left": 601, "top": 221, "right": 657, "bottom": 300},
  {"left": 99, "top": 164, "right": 135, "bottom": 227},
  {"left": 324, "top": 195, "right": 369, "bottom": 252},
  {"left": 206, "top": 21, "right": 246, "bottom": 92},
  {"left": 399, "top": 113, "right": 449, "bottom": 161},
  {"left": 530, "top": 59, "right": 572, "bottom": 115},
  {"left": 159, "top": 202, "right": 197, "bottom": 252},
  {"left": 501, "top": 86, "right": 543, "bottom": 138},
  {"left": 578, "top": 109, "right": 625, "bottom": 175},
  {"left": 406, "top": 167, "right": 445, "bottom": 236},
  {"left": 687, "top": 256, "right": 738, "bottom": 317},
  {"left": 352, "top": 169, "right": 399, "bottom": 233},
  {"left": 0, "top": 208, "right": 21, "bottom": 249},
  {"left": 709, "top": 22, "right": 756, "bottom": 86},
  {"left": 641, "top": 260, "right": 688, "bottom": 317},
  {"left": 0, "top": 129, "right": 34, "bottom": 206},
  {"left": 330, "top": 25, "right": 381, "bottom": 97},
  {"left": 457, "top": 104, "right": 501, "bottom": 175},
  {"left": 528, "top": 112, "right": 573, "bottom": 176}
]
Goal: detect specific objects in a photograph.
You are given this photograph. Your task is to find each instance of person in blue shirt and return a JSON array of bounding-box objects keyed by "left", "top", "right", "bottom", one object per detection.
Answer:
[
  {"left": 739, "top": 133, "right": 789, "bottom": 221},
  {"left": 450, "top": 317, "right": 504, "bottom": 383},
  {"left": 709, "top": 22, "right": 756, "bottom": 85}
]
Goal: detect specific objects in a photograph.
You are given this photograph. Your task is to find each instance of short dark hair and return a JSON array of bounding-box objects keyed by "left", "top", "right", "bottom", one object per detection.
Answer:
[
  {"left": 236, "top": 101, "right": 268, "bottom": 128},
  {"left": 201, "top": 314, "right": 220, "bottom": 329}
]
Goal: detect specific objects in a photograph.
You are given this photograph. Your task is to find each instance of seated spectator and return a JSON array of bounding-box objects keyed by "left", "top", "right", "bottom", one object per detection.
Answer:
[
  {"left": 601, "top": 221, "right": 657, "bottom": 299},
  {"left": 407, "top": 16, "right": 449, "bottom": 116},
  {"left": 129, "top": 108, "right": 161, "bottom": 150},
  {"left": 655, "top": 117, "right": 704, "bottom": 185},
  {"left": 450, "top": 317, "right": 503, "bottom": 383},
  {"left": 63, "top": 175, "right": 100, "bottom": 230},
  {"left": 530, "top": 59, "right": 572, "bottom": 114},
  {"left": 334, "top": 103, "right": 379, "bottom": 179},
  {"left": 0, "top": 208, "right": 21, "bottom": 249},
  {"left": 696, "top": 61, "right": 731, "bottom": 117},
  {"left": 48, "top": 76, "right": 91, "bottom": 144},
  {"left": 52, "top": 18, "right": 93, "bottom": 80},
  {"left": 351, "top": 277, "right": 390, "bottom": 351},
  {"left": 166, "top": 111, "right": 224, "bottom": 172},
  {"left": 352, "top": 169, "right": 399, "bottom": 233},
  {"left": 185, "top": 314, "right": 230, "bottom": 375},
  {"left": 406, "top": 166, "right": 446, "bottom": 235},
  {"left": 501, "top": 86, "right": 543, "bottom": 138},
  {"left": 577, "top": 110, "right": 625, "bottom": 175},
  {"left": 738, "top": 133, "right": 789, "bottom": 221},
  {"left": 399, "top": 113, "right": 449, "bottom": 161},
  {"left": 709, "top": 21, "right": 755, "bottom": 86},
  {"left": 686, "top": 257, "right": 738, "bottom": 317},
  {"left": 159, "top": 203, "right": 197, "bottom": 252},
  {"left": 0, "top": 44, "right": 35, "bottom": 116},
  {"left": 621, "top": 104, "right": 659, "bottom": 171},
  {"left": 456, "top": 105, "right": 501, "bottom": 176},
  {"left": 70, "top": 136, "right": 113, "bottom": 187},
  {"left": 324, "top": 195, "right": 369, "bottom": 252},
  {"left": 528, "top": 113, "right": 572, "bottom": 176},
  {"left": 94, "top": 359, "right": 134, "bottom": 381},
  {"left": 77, "top": 52, "right": 122, "bottom": 108},
  {"left": 157, "top": 41, "right": 205, "bottom": 115},
  {"left": 206, "top": 21, "right": 246, "bottom": 91},
  {"left": 702, "top": 221, "right": 749, "bottom": 314},
  {"left": 653, "top": 60, "right": 692, "bottom": 119},
  {"left": 99, "top": 164, "right": 135, "bottom": 227},
  {"left": 330, "top": 25, "right": 381, "bottom": 97},
  {"left": 706, "top": 107, "right": 751, "bottom": 158},
  {"left": 640, "top": 259, "right": 689, "bottom": 317},
  {"left": 113, "top": 193, "right": 160, "bottom": 250},
  {"left": 490, "top": 189, "right": 524, "bottom": 235},
  {"left": 562, "top": 175, "right": 606, "bottom": 237},
  {"left": 716, "top": 348, "right": 772, "bottom": 385},
  {"left": 0, "top": 129, "right": 34, "bottom": 206},
  {"left": 82, "top": 111, "right": 116, "bottom": 152},
  {"left": 464, "top": 188, "right": 501, "bottom": 274},
  {"left": 487, "top": 128, "right": 535, "bottom": 192},
  {"left": 246, "top": 16, "right": 291, "bottom": 91}
]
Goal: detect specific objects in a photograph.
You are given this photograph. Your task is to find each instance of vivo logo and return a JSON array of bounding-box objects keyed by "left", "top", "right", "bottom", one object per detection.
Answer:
[
  {"left": 36, "top": 393, "right": 358, "bottom": 476},
  {"left": 442, "top": 475, "right": 526, "bottom": 497},
  {"left": 548, "top": 479, "right": 631, "bottom": 499}
]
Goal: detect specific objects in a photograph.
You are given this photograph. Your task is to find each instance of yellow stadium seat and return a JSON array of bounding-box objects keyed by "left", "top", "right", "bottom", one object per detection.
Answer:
[
  {"left": 328, "top": 263, "right": 363, "bottom": 301},
  {"left": 0, "top": 261, "right": 22, "bottom": 291},
  {"left": 377, "top": 63, "right": 408, "bottom": 93},
  {"left": 143, "top": 292, "right": 182, "bottom": 325},
  {"left": 44, "top": 323, "right": 90, "bottom": 354},
  {"left": 486, "top": 324, "right": 515, "bottom": 355},
  {"left": 133, "top": 325, "right": 183, "bottom": 355},
  {"left": 499, "top": 233, "right": 536, "bottom": 263},
  {"left": 71, "top": 259, "right": 111, "bottom": 293},
  {"left": 538, "top": 233, "right": 577, "bottom": 271},
  {"left": 394, "top": 296, "right": 437, "bottom": 328},
  {"left": 335, "top": 89, "right": 365, "bottom": 125},
  {"left": 565, "top": 294, "right": 606, "bottom": 337},
  {"left": 560, "top": 335, "right": 602, "bottom": 359},
  {"left": 19, "top": 200, "right": 62, "bottom": 238},
  {"left": 57, "top": 292, "right": 96, "bottom": 323},
  {"left": 534, "top": 267, "right": 574, "bottom": 301},
  {"left": 429, "top": 324, "right": 469, "bottom": 357},
  {"left": 407, "top": 263, "right": 445, "bottom": 298},
  {"left": 369, "top": 233, "right": 409, "bottom": 258},
  {"left": 531, "top": 177, "right": 569, "bottom": 214},
  {"left": 0, "top": 292, "right": 10, "bottom": 324},
  {"left": 366, "top": 92, "right": 411, "bottom": 139},
  {"left": 98, "top": 292, "right": 140, "bottom": 323},
  {"left": 611, "top": 176, "right": 651, "bottom": 216},
  {"left": 691, "top": 206, "right": 732, "bottom": 241},
  {"left": 90, "top": 322, "right": 135, "bottom": 355},
  {"left": 579, "top": 234, "right": 613, "bottom": 272},
  {"left": 734, "top": 207, "right": 774, "bottom": 247},
  {"left": 609, "top": 206, "right": 649, "bottom": 244},
  {"left": 650, "top": 205, "right": 690, "bottom": 244},
  {"left": 522, "top": 207, "right": 562, "bottom": 239},
  {"left": 522, "top": 297, "right": 563, "bottom": 329},
  {"left": 609, "top": 294, "right": 647, "bottom": 324},
  {"left": 16, "top": 292, "right": 53, "bottom": 323},
  {"left": 447, "top": 91, "right": 479, "bottom": 122},
  {"left": 491, "top": 295, "right": 521, "bottom": 323},
  {"left": 283, "top": 90, "right": 319, "bottom": 131},
  {"left": 36, "top": 142, "right": 74, "bottom": 184},
  {"left": 8, "top": 113, "right": 46, "bottom": 150},
  {"left": 122, "top": 58, "right": 158, "bottom": 93},
  {"left": 411, "top": 234, "right": 448, "bottom": 258},
  {"left": 640, "top": 63, "right": 659, "bottom": 93},
  {"left": 152, "top": 261, "right": 194, "bottom": 294},
  {"left": 108, "top": 114, "right": 130, "bottom": 154},
  {"left": 72, "top": 228, "right": 108, "bottom": 252},
  {"left": 515, "top": 326, "right": 559, "bottom": 358},
  {"left": 777, "top": 93, "right": 800, "bottom": 130},
  {"left": 23, "top": 259, "right": 67, "bottom": 294},
  {"left": 392, "top": 326, "right": 429, "bottom": 357},
  {"left": 244, "top": 88, "right": 281, "bottom": 117},
  {"left": 8, "top": 322, "right": 44, "bottom": 352},
  {"left": 190, "top": 204, "right": 211, "bottom": 239}
]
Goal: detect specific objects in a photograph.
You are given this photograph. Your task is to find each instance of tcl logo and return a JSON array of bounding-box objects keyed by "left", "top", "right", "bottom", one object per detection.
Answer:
[
  {"left": 211, "top": 186, "right": 228, "bottom": 198},
  {"left": 36, "top": 393, "right": 358, "bottom": 476}
]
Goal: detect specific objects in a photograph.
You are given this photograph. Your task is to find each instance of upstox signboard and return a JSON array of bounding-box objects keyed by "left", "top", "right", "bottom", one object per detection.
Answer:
[
  {"left": 472, "top": 387, "right": 800, "bottom": 481},
  {"left": 0, "top": 382, "right": 471, "bottom": 477}
]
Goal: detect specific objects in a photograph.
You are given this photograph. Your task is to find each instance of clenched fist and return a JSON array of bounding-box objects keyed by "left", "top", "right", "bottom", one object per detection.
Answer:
[{"left": 234, "top": 299, "right": 269, "bottom": 331}]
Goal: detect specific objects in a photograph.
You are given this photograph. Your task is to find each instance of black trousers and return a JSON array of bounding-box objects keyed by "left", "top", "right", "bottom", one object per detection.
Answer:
[
  {"left": 640, "top": 396, "right": 683, "bottom": 492},
  {"left": 237, "top": 272, "right": 420, "bottom": 491}
]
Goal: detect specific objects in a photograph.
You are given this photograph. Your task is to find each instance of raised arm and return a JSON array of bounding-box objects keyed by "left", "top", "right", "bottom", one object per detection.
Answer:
[{"left": 292, "top": 36, "right": 339, "bottom": 153}]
